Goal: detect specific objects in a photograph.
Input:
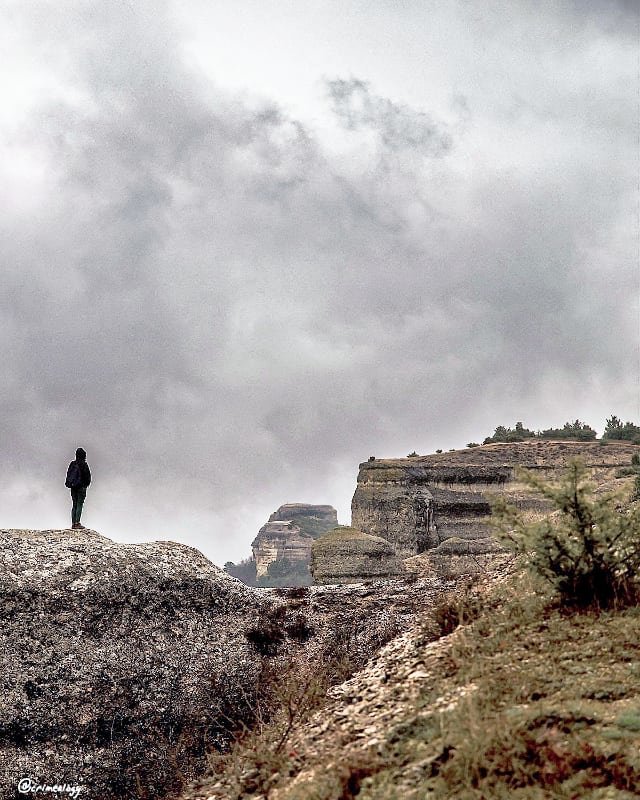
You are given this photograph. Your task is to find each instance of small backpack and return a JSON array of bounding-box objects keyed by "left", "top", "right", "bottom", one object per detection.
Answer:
[{"left": 65, "top": 461, "right": 83, "bottom": 489}]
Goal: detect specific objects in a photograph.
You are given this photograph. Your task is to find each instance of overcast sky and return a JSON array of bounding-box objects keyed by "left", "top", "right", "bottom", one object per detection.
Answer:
[{"left": 1, "top": 0, "right": 637, "bottom": 565}]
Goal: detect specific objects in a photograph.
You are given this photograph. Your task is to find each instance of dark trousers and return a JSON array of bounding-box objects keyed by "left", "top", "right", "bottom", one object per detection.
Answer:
[{"left": 71, "top": 488, "right": 86, "bottom": 525}]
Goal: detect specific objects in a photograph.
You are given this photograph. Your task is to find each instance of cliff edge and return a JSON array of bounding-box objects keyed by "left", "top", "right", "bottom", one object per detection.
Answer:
[{"left": 351, "top": 441, "right": 639, "bottom": 565}]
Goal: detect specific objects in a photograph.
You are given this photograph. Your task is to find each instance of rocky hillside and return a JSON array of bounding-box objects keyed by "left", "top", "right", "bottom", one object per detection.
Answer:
[
  {"left": 180, "top": 568, "right": 640, "bottom": 800},
  {"left": 0, "top": 527, "right": 442, "bottom": 800},
  {"left": 351, "top": 440, "right": 639, "bottom": 567}
]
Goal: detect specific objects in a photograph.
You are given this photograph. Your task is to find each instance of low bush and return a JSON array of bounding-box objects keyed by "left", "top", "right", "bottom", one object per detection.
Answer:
[
  {"left": 285, "top": 615, "right": 315, "bottom": 643},
  {"left": 245, "top": 621, "right": 286, "bottom": 657},
  {"left": 432, "top": 581, "right": 486, "bottom": 636},
  {"left": 492, "top": 458, "right": 640, "bottom": 609}
]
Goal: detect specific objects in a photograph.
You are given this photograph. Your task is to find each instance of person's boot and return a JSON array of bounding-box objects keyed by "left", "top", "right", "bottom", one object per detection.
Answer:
[
  {"left": 72, "top": 522, "right": 81, "bottom": 529},
  {"left": 76, "top": 523, "right": 86, "bottom": 530}
]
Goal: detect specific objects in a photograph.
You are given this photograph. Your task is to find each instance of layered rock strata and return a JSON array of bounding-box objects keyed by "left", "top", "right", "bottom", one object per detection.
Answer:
[
  {"left": 0, "top": 529, "right": 446, "bottom": 800},
  {"left": 252, "top": 521, "right": 313, "bottom": 580},
  {"left": 251, "top": 504, "right": 339, "bottom": 586},
  {"left": 310, "top": 526, "right": 405, "bottom": 585},
  {"left": 351, "top": 441, "right": 639, "bottom": 566}
]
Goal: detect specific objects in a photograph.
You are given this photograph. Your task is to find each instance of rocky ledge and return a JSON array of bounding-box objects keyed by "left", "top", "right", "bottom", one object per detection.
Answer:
[
  {"left": 0, "top": 528, "right": 450, "bottom": 800},
  {"left": 0, "top": 528, "right": 267, "bottom": 800}
]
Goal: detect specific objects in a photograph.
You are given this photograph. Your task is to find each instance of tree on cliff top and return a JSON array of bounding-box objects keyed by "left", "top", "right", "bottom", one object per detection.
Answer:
[
  {"left": 603, "top": 415, "right": 640, "bottom": 442},
  {"left": 483, "top": 420, "right": 597, "bottom": 444}
]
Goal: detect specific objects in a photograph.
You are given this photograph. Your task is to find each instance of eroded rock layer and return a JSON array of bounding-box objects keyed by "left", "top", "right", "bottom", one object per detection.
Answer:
[
  {"left": 351, "top": 441, "right": 639, "bottom": 562},
  {"left": 252, "top": 504, "right": 339, "bottom": 586},
  {"left": 252, "top": 521, "right": 313, "bottom": 580}
]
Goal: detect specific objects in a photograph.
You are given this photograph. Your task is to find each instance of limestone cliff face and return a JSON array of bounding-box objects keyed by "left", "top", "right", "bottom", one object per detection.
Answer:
[
  {"left": 252, "top": 521, "right": 313, "bottom": 580},
  {"left": 0, "top": 528, "right": 267, "bottom": 800},
  {"left": 310, "top": 526, "right": 405, "bottom": 585},
  {"left": 351, "top": 441, "right": 639, "bottom": 561},
  {"left": 251, "top": 504, "right": 339, "bottom": 586}
]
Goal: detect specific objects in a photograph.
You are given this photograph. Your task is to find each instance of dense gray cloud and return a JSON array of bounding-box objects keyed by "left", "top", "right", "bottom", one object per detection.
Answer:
[
  {"left": 0, "top": 0, "right": 636, "bottom": 563},
  {"left": 327, "top": 78, "right": 452, "bottom": 155}
]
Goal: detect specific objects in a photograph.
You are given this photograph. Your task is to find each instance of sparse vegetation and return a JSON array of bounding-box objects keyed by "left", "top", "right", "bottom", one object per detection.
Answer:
[
  {"left": 224, "top": 557, "right": 257, "bottom": 586},
  {"left": 483, "top": 419, "right": 598, "bottom": 444},
  {"left": 391, "top": 592, "right": 640, "bottom": 800},
  {"left": 492, "top": 458, "right": 640, "bottom": 609},
  {"left": 466, "top": 442, "right": 480, "bottom": 448},
  {"left": 431, "top": 579, "right": 488, "bottom": 636},
  {"left": 257, "top": 557, "right": 312, "bottom": 588},
  {"left": 185, "top": 448, "right": 640, "bottom": 800},
  {"left": 186, "top": 566, "right": 640, "bottom": 800},
  {"left": 603, "top": 414, "right": 640, "bottom": 442}
]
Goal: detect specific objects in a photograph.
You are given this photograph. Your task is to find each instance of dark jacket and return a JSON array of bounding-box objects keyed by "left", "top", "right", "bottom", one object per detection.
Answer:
[{"left": 66, "top": 460, "right": 91, "bottom": 490}]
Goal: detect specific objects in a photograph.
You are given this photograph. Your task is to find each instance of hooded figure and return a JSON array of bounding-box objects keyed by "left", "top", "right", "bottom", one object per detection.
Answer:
[{"left": 65, "top": 447, "right": 92, "bottom": 529}]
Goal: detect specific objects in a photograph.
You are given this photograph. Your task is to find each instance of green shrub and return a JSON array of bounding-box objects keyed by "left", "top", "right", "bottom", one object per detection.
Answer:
[
  {"left": 224, "top": 557, "right": 257, "bottom": 586},
  {"left": 603, "top": 415, "right": 640, "bottom": 441},
  {"left": 466, "top": 442, "right": 480, "bottom": 448},
  {"left": 616, "top": 467, "right": 638, "bottom": 478},
  {"left": 491, "top": 459, "right": 640, "bottom": 609}
]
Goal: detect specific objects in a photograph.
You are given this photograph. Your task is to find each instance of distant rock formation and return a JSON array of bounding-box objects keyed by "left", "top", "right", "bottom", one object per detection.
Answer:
[
  {"left": 268, "top": 504, "right": 338, "bottom": 538},
  {"left": 252, "top": 521, "right": 313, "bottom": 583},
  {"left": 310, "top": 526, "right": 405, "bottom": 585},
  {"left": 351, "top": 440, "right": 640, "bottom": 574},
  {"left": 250, "top": 504, "right": 338, "bottom": 587},
  {"left": 0, "top": 528, "right": 267, "bottom": 800}
]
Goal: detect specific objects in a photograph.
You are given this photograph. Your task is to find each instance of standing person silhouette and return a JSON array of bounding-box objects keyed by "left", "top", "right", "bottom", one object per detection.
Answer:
[{"left": 65, "top": 447, "right": 92, "bottom": 530}]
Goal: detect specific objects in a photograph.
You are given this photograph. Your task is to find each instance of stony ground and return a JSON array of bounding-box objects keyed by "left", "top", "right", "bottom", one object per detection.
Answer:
[{"left": 182, "top": 569, "right": 640, "bottom": 800}]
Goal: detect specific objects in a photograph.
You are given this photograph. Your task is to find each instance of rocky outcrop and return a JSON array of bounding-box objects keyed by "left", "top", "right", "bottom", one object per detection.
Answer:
[
  {"left": 310, "top": 527, "right": 405, "bottom": 585},
  {"left": 268, "top": 504, "right": 338, "bottom": 538},
  {"left": 252, "top": 521, "right": 313, "bottom": 582},
  {"left": 251, "top": 504, "right": 339, "bottom": 586},
  {"left": 0, "top": 528, "right": 267, "bottom": 800},
  {"left": 351, "top": 441, "right": 639, "bottom": 569}
]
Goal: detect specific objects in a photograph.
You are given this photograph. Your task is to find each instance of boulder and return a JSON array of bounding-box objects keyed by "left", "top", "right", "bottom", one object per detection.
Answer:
[
  {"left": 0, "top": 528, "right": 266, "bottom": 800},
  {"left": 311, "top": 527, "right": 405, "bottom": 585}
]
